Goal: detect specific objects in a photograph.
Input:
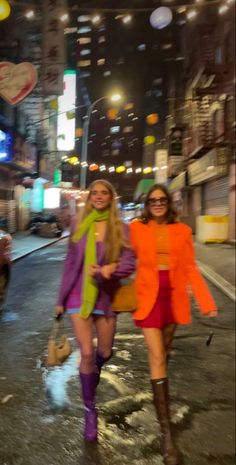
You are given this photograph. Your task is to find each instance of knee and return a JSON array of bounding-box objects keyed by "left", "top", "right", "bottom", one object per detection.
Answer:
[
  {"left": 97, "top": 348, "right": 113, "bottom": 360},
  {"left": 80, "top": 350, "right": 95, "bottom": 366},
  {"left": 150, "top": 350, "right": 166, "bottom": 368}
]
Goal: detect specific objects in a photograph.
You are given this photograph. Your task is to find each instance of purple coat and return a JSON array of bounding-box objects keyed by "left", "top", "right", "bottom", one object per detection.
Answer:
[{"left": 57, "top": 224, "right": 136, "bottom": 317}]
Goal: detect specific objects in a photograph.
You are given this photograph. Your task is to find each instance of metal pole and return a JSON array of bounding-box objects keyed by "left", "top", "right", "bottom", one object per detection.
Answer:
[{"left": 80, "top": 97, "right": 109, "bottom": 188}]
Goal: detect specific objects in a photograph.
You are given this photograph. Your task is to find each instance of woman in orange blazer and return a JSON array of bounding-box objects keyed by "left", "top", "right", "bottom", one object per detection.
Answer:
[{"left": 129, "top": 183, "right": 217, "bottom": 465}]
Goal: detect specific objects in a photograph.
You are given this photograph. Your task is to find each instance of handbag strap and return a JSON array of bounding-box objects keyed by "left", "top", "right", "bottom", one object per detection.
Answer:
[{"left": 50, "top": 319, "right": 60, "bottom": 340}]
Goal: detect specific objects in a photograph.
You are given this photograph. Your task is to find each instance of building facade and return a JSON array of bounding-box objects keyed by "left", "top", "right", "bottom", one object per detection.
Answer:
[{"left": 167, "top": 5, "right": 235, "bottom": 239}]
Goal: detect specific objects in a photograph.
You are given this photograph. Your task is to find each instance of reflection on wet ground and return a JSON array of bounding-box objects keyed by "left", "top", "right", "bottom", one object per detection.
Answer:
[{"left": 0, "top": 242, "right": 234, "bottom": 465}]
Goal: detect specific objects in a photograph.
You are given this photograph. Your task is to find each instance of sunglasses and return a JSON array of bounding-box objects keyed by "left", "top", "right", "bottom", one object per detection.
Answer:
[{"left": 147, "top": 197, "right": 169, "bottom": 206}]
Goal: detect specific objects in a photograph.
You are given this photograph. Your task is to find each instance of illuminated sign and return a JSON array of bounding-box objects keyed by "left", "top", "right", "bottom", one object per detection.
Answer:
[
  {"left": 44, "top": 188, "right": 61, "bottom": 209},
  {"left": 57, "top": 70, "right": 76, "bottom": 151},
  {"left": 0, "top": 129, "right": 12, "bottom": 162}
]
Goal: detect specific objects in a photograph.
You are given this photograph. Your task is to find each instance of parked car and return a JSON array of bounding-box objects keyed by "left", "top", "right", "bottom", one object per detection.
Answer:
[
  {"left": 30, "top": 214, "right": 63, "bottom": 238},
  {"left": 0, "top": 229, "right": 11, "bottom": 312}
]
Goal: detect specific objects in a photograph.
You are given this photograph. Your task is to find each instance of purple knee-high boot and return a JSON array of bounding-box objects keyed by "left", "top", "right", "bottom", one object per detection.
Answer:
[
  {"left": 80, "top": 372, "right": 98, "bottom": 442},
  {"left": 95, "top": 350, "right": 113, "bottom": 386}
]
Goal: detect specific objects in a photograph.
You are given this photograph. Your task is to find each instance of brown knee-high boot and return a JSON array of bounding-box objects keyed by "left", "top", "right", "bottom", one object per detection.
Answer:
[{"left": 151, "top": 378, "right": 180, "bottom": 465}]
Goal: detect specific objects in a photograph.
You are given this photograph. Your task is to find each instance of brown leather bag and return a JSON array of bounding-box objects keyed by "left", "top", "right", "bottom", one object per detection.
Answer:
[
  {"left": 112, "top": 277, "right": 137, "bottom": 313},
  {"left": 47, "top": 319, "right": 71, "bottom": 366}
]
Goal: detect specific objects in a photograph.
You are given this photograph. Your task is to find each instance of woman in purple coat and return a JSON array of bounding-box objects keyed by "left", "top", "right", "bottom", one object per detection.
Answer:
[{"left": 55, "top": 179, "right": 135, "bottom": 442}]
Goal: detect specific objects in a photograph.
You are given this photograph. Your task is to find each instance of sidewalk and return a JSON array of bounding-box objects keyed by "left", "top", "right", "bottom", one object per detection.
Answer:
[
  {"left": 11, "top": 230, "right": 69, "bottom": 262},
  {"left": 11, "top": 231, "right": 235, "bottom": 301},
  {"left": 195, "top": 241, "right": 235, "bottom": 301}
]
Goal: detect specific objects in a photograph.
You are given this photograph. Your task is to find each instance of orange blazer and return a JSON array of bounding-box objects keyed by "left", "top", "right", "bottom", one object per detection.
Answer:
[{"left": 129, "top": 220, "right": 217, "bottom": 324}]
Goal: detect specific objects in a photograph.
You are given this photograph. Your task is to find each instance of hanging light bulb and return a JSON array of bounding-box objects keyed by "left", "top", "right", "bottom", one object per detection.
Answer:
[
  {"left": 0, "top": 0, "right": 11, "bottom": 21},
  {"left": 122, "top": 14, "right": 132, "bottom": 24},
  {"left": 187, "top": 9, "right": 198, "bottom": 20},
  {"left": 218, "top": 4, "right": 229, "bottom": 14},
  {"left": 150, "top": 7, "right": 173, "bottom": 30},
  {"left": 25, "top": 10, "right": 35, "bottom": 20},
  {"left": 92, "top": 14, "right": 101, "bottom": 24}
]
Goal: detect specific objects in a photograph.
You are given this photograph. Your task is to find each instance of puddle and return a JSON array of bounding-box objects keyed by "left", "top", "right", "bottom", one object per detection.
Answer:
[
  {"left": 42, "top": 350, "right": 80, "bottom": 409},
  {"left": 1, "top": 311, "right": 19, "bottom": 322}
]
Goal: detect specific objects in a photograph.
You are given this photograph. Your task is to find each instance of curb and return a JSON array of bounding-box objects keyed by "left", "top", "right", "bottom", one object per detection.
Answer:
[
  {"left": 12, "top": 233, "right": 69, "bottom": 263},
  {"left": 197, "top": 260, "right": 236, "bottom": 302}
]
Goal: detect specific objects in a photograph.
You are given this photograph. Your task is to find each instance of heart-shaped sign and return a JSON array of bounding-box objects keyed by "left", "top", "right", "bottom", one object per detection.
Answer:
[{"left": 0, "top": 61, "right": 38, "bottom": 105}]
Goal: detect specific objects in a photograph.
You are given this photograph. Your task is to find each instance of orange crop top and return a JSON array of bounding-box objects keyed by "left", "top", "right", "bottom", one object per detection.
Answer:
[{"left": 156, "top": 224, "right": 170, "bottom": 267}]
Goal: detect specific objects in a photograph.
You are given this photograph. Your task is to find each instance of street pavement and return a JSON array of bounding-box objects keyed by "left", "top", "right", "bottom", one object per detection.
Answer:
[
  {"left": 11, "top": 232, "right": 235, "bottom": 301},
  {"left": 0, "top": 240, "right": 234, "bottom": 465},
  {"left": 11, "top": 230, "right": 70, "bottom": 262}
]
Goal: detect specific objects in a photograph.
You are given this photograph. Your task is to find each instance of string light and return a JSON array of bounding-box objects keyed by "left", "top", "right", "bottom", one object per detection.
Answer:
[
  {"left": 60, "top": 13, "right": 69, "bottom": 22},
  {"left": 122, "top": 14, "right": 132, "bottom": 24},
  {"left": 60, "top": 159, "right": 165, "bottom": 175},
  {"left": 92, "top": 14, "right": 101, "bottom": 24},
  {"left": 218, "top": 4, "right": 229, "bottom": 14},
  {"left": 187, "top": 9, "right": 198, "bottom": 20},
  {"left": 25, "top": 9, "right": 34, "bottom": 19}
]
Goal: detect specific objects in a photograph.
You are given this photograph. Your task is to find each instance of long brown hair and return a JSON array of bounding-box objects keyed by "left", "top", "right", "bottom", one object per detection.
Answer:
[
  {"left": 77, "top": 179, "right": 128, "bottom": 262},
  {"left": 141, "top": 183, "right": 178, "bottom": 224}
]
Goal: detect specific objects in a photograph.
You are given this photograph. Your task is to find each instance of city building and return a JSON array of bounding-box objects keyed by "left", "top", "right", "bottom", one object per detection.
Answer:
[{"left": 167, "top": 4, "right": 235, "bottom": 239}]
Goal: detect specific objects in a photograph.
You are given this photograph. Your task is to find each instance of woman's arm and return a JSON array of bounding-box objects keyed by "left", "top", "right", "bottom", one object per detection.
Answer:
[
  {"left": 185, "top": 228, "right": 217, "bottom": 315},
  {"left": 56, "top": 237, "right": 75, "bottom": 307},
  {"left": 56, "top": 219, "right": 77, "bottom": 307},
  {"left": 93, "top": 224, "right": 136, "bottom": 281}
]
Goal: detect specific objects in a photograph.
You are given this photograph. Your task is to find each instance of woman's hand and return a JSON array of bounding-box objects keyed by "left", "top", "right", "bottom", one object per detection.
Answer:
[
  {"left": 205, "top": 310, "right": 217, "bottom": 318},
  {"left": 54, "top": 305, "right": 64, "bottom": 317},
  {"left": 89, "top": 264, "right": 101, "bottom": 277},
  {"left": 100, "top": 263, "right": 118, "bottom": 279}
]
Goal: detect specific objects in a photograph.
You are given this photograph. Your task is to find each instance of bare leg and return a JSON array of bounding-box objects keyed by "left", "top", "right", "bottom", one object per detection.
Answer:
[
  {"left": 94, "top": 316, "right": 116, "bottom": 379},
  {"left": 70, "top": 314, "right": 98, "bottom": 442},
  {"left": 95, "top": 316, "right": 116, "bottom": 359},
  {"left": 70, "top": 314, "right": 95, "bottom": 373},
  {"left": 142, "top": 328, "right": 167, "bottom": 379},
  {"left": 142, "top": 327, "right": 179, "bottom": 464},
  {"left": 162, "top": 324, "right": 177, "bottom": 361}
]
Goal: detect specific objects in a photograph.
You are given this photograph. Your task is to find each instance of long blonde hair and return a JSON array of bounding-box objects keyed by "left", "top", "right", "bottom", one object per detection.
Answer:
[{"left": 77, "top": 179, "right": 128, "bottom": 262}]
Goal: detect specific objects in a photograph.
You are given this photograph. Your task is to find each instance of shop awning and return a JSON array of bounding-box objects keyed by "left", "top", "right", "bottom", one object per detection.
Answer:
[{"left": 134, "top": 179, "right": 155, "bottom": 200}]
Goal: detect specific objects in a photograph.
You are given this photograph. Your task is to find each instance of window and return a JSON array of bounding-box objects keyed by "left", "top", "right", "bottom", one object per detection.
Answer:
[
  {"left": 78, "top": 26, "right": 92, "bottom": 34},
  {"left": 98, "top": 36, "right": 106, "bottom": 44},
  {"left": 123, "top": 126, "right": 133, "bottom": 133},
  {"left": 78, "top": 37, "right": 91, "bottom": 45},
  {"left": 80, "top": 71, "right": 91, "bottom": 78},
  {"left": 116, "top": 58, "right": 125, "bottom": 65},
  {"left": 78, "top": 15, "right": 90, "bottom": 22},
  {"left": 215, "top": 47, "right": 222, "bottom": 65},
  {"left": 80, "top": 49, "right": 91, "bottom": 56},
  {"left": 213, "top": 109, "right": 224, "bottom": 139},
  {"left": 78, "top": 60, "right": 91, "bottom": 67},
  {"left": 137, "top": 44, "right": 146, "bottom": 51},
  {"left": 162, "top": 43, "right": 173, "bottom": 50},
  {"left": 97, "top": 58, "right": 105, "bottom": 66},
  {"left": 103, "top": 70, "right": 111, "bottom": 77},
  {"left": 110, "top": 126, "right": 120, "bottom": 134}
]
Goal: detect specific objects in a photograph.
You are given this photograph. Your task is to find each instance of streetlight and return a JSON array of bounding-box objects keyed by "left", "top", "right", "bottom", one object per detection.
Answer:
[{"left": 80, "top": 93, "right": 122, "bottom": 188}]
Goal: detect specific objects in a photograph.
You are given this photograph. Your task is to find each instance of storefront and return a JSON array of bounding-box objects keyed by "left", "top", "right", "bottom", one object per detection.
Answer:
[
  {"left": 188, "top": 147, "right": 229, "bottom": 234},
  {"left": 168, "top": 171, "right": 190, "bottom": 223},
  {"left": 202, "top": 176, "right": 229, "bottom": 215},
  {"left": 0, "top": 126, "right": 37, "bottom": 232}
]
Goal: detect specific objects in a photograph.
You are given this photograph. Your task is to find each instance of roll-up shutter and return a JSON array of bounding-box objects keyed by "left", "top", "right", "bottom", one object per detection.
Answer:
[{"left": 203, "top": 176, "right": 229, "bottom": 215}]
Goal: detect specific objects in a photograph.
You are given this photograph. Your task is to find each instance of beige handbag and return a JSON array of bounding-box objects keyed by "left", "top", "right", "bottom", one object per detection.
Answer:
[
  {"left": 112, "top": 277, "right": 137, "bottom": 313},
  {"left": 47, "top": 318, "right": 72, "bottom": 367}
]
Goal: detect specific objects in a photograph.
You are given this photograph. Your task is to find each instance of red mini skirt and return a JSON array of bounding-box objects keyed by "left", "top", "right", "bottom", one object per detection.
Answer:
[{"left": 135, "top": 270, "right": 176, "bottom": 329}]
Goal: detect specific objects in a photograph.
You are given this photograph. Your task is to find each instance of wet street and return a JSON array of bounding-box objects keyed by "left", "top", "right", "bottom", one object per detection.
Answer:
[{"left": 0, "top": 240, "right": 235, "bottom": 465}]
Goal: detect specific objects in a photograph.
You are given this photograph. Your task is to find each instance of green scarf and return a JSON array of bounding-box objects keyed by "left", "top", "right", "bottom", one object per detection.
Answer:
[{"left": 71, "top": 209, "right": 109, "bottom": 319}]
